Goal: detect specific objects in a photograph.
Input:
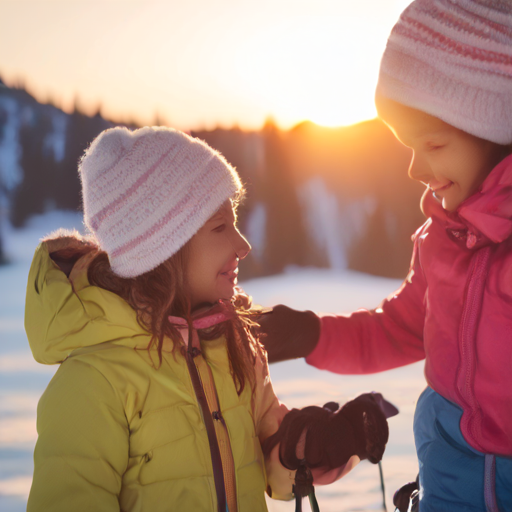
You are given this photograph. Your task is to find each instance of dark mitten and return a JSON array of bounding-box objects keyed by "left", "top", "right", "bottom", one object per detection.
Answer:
[
  {"left": 263, "top": 403, "right": 332, "bottom": 470},
  {"left": 331, "top": 392, "right": 390, "bottom": 464},
  {"left": 257, "top": 305, "right": 320, "bottom": 363},
  {"left": 263, "top": 393, "right": 394, "bottom": 471}
]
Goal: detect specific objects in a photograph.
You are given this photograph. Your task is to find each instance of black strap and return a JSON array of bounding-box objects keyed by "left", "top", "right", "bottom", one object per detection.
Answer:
[
  {"left": 294, "top": 461, "right": 319, "bottom": 512},
  {"left": 185, "top": 348, "right": 227, "bottom": 512}
]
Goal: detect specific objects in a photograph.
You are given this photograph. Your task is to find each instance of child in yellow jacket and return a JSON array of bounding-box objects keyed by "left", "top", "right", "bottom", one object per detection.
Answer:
[{"left": 26, "top": 126, "right": 391, "bottom": 511}]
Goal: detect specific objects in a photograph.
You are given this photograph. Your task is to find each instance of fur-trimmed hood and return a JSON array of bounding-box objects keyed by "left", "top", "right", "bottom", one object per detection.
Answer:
[{"left": 25, "top": 231, "right": 150, "bottom": 365}]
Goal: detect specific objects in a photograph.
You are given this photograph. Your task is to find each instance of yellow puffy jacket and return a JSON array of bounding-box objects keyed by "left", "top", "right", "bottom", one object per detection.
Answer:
[{"left": 25, "top": 237, "right": 294, "bottom": 512}]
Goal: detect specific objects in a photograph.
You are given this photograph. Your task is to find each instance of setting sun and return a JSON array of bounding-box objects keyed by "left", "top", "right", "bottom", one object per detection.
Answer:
[{"left": 229, "top": 16, "right": 385, "bottom": 127}]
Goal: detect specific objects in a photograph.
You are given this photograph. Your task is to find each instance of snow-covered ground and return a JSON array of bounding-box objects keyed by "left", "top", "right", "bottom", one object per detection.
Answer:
[{"left": 0, "top": 211, "right": 426, "bottom": 512}]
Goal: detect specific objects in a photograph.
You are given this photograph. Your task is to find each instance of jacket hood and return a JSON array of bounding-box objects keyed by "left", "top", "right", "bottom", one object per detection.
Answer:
[
  {"left": 25, "top": 232, "right": 150, "bottom": 365},
  {"left": 422, "top": 153, "right": 512, "bottom": 250}
]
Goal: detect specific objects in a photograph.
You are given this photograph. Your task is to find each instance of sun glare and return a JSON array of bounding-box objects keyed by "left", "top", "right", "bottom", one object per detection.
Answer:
[
  {"left": 230, "top": 15, "right": 386, "bottom": 128},
  {"left": 304, "top": 97, "right": 378, "bottom": 128}
]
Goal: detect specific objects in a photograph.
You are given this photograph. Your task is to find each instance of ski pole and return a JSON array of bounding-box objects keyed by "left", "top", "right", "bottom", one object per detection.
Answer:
[
  {"left": 293, "top": 460, "right": 320, "bottom": 512},
  {"left": 379, "top": 460, "right": 387, "bottom": 511}
]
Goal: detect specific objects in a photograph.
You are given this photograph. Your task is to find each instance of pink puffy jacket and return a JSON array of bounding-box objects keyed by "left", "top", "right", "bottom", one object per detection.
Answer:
[{"left": 307, "top": 154, "right": 512, "bottom": 457}]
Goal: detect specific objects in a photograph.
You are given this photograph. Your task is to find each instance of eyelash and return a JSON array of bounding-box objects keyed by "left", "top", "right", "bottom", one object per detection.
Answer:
[
  {"left": 427, "top": 144, "right": 444, "bottom": 151},
  {"left": 213, "top": 224, "right": 226, "bottom": 233}
]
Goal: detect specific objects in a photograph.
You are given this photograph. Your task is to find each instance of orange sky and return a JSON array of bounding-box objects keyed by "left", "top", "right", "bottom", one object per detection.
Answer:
[{"left": 0, "top": 0, "right": 411, "bottom": 130}]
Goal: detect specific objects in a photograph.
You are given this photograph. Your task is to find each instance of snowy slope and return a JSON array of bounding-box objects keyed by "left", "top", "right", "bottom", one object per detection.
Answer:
[{"left": 0, "top": 212, "right": 425, "bottom": 512}]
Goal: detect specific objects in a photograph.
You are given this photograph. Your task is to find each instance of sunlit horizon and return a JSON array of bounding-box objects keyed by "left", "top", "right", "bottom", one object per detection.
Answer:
[
  {"left": 1, "top": 0, "right": 411, "bottom": 131},
  {"left": 0, "top": 74, "right": 378, "bottom": 132}
]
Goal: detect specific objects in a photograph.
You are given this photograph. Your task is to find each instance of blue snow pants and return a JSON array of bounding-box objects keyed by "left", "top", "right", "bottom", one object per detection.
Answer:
[{"left": 414, "top": 387, "right": 512, "bottom": 512}]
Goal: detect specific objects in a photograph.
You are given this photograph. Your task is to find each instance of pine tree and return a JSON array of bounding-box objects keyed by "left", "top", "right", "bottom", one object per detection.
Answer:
[
  {"left": 261, "top": 120, "right": 314, "bottom": 274},
  {"left": 10, "top": 108, "right": 54, "bottom": 226}
]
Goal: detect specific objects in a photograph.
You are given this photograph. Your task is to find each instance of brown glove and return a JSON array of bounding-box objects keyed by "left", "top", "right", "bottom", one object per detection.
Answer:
[
  {"left": 257, "top": 305, "right": 321, "bottom": 363},
  {"left": 263, "top": 393, "right": 396, "bottom": 471}
]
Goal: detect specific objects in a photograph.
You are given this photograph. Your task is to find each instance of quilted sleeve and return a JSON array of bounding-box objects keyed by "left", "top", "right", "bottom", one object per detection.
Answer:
[{"left": 27, "top": 358, "right": 129, "bottom": 512}]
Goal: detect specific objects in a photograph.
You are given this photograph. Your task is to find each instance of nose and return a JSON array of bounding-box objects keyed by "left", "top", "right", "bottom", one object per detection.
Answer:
[
  {"left": 407, "top": 151, "right": 432, "bottom": 185},
  {"left": 234, "top": 230, "right": 251, "bottom": 260}
]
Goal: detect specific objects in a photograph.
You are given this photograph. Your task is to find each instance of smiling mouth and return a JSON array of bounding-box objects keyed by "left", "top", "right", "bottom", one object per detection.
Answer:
[
  {"left": 430, "top": 182, "right": 452, "bottom": 194},
  {"left": 220, "top": 267, "right": 239, "bottom": 284}
]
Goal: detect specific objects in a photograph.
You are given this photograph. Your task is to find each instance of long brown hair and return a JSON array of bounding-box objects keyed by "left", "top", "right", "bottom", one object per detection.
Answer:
[{"left": 87, "top": 243, "right": 265, "bottom": 395}]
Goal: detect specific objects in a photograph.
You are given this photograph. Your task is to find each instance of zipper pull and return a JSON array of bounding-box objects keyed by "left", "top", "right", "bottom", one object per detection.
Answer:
[
  {"left": 466, "top": 232, "right": 477, "bottom": 249},
  {"left": 189, "top": 347, "right": 201, "bottom": 358}
]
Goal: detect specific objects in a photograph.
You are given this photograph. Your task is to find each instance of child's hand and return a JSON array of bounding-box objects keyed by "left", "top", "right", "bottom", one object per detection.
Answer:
[
  {"left": 335, "top": 392, "right": 392, "bottom": 464},
  {"left": 263, "top": 392, "right": 395, "bottom": 471},
  {"left": 256, "top": 305, "right": 320, "bottom": 363}
]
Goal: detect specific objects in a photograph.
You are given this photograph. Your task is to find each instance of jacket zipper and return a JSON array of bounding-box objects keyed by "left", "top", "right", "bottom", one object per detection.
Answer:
[
  {"left": 185, "top": 344, "right": 228, "bottom": 512},
  {"left": 456, "top": 245, "right": 492, "bottom": 449},
  {"left": 204, "top": 363, "right": 238, "bottom": 512}
]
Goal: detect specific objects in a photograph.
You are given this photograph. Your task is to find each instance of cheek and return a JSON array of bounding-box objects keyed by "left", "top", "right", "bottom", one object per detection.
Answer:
[
  {"left": 456, "top": 139, "right": 497, "bottom": 189},
  {"left": 463, "top": 161, "right": 492, "bottom": 193},
  {"left": 188, "top": 255, "right": 212, "bottom": 284},
  {"left": 188, "top": 249, "right": 222, "bottom": 291},
  {"left": 186, "top": 245, "right": 208, "bottom": 288}
]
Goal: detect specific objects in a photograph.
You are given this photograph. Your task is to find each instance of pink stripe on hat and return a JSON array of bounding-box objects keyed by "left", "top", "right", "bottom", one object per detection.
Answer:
[
  {"left": 397, "top": 15, "right": 512, "bottom": 66},
  {"left": 89, "top": 145, "right": 174, "bottom": 231},
  {"left": 110, "top": 166, "right": 226, "bottom": 260}
]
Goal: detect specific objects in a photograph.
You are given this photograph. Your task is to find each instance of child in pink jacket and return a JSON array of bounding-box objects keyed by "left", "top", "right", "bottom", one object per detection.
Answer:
[{"left": 260, "top": 1, "right": 512, "bottom": 510}]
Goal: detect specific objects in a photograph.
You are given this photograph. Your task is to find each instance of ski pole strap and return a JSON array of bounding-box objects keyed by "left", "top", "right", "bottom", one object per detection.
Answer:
[{"left": 293, "top": 461, "right": 319, "bottom": 512}]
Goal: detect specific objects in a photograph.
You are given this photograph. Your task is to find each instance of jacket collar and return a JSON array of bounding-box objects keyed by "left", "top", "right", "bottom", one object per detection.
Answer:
[
  {"left": 168, "top": 303, "right": 234, "bottom": 353},
  {"left": 422, "top": 154, "right": 512, "bottom": 249}
]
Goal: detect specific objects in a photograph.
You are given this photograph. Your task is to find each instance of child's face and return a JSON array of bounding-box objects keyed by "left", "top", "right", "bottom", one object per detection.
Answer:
[
  {"left": 376, "top": 97, "right": 507, "bottom": 211},
  {"left": 186, "top": 200, "right": 251, "bottom": 308}
]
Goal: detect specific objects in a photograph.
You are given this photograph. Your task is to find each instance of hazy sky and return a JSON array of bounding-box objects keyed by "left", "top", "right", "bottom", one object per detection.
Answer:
[{"left": 1, "top": 0, "right": 411, "bottom": 130}]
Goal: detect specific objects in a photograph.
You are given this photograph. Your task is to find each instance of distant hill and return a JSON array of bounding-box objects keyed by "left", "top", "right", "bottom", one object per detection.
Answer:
[{"left": 0, "top": 79, "right": 424, "bottom": 278}]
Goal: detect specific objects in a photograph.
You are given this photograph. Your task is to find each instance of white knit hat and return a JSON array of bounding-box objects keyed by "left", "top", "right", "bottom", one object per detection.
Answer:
[
  {"left": 376, "top": 0, "right": 512, "bottom": 145},
  {"left": 79, "top": 126, "right": 242, "bottom": 278}
]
